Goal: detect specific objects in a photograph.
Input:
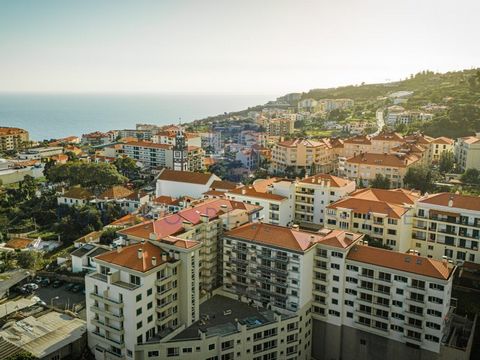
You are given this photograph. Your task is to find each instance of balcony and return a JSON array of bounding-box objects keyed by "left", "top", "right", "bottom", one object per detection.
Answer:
[
  {"left": 90, "top": 305, "right": 124, "bottom": 321},
  {"left": 91, "top": 331, "right": 124, "bottom": 348},
  {"left": 92, "top": 319, "right": 124, "bottom": 335},
  {"left": 90, "top": 293, "right": 124, "bottom": 307}
]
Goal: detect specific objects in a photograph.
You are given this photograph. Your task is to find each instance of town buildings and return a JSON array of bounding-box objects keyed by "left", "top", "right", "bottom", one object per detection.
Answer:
[
  {"left": 256, "top": 116, "right": 295, "bottom": 136},
  {"left": 455, "top": 133, "right": 480, "bottom": 171},
  {"left": 121, "top": 141, "right": 173, "bottom": 169},
  {"left": 325, "top": 188, "right": 420, "bottom": 251},
  {"left": 0, "top": 127, "right": 29, "bottom": 152},
  {"left": 411, "top": 192, "right": 480, "bottom": 264}
]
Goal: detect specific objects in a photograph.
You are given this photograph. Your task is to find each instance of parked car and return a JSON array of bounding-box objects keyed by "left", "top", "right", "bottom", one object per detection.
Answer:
[
  {"left": 25, "top": 283, "right": 39, "bottom": 291},
  {"left": 40, "top": 278, "right": 50, "bottom": 286},
  {"left": 34, "top": 277, "right": 43, "bottom": 284},
  {"left": 71, "top": 284, "right": 83, "bottom": 293},
  {"left": 64, "top": 283, "right": 75, "bottom": 291},
  {"left": 52, "top": 280, "right": 63, "bottom": 288}
]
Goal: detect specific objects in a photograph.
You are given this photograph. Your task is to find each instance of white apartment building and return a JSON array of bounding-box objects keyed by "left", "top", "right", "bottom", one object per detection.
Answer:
[
  {"left": 226, "top": 183, "right": 294, "bottom": 226},
  {"left": 294, "top": 174, "right": 356, "bottom": 226},
  {"left": 118, "top": 198, "right": 262, "bottom": 293},
  {"left": 121, "top": 141, "right": 173, "bottom": 169},
  {"left": 455, "top": 133, "right": 480, "bottom": 171},
  {"left": 325, "top": 188, "right": 420, "bottom": 252},
  {"left": 411, "top": 192, "right": 480, "bottom": 264},
  {"left": 86, "top": 239, "right": 201, "bottom": 360}
]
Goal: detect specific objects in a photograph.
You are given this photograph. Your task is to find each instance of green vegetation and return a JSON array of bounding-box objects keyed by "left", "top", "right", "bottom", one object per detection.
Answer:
[
  {"left": 370, "top": 174, "right": 391, "bottom": 189},
  {"left": 403, "top": 165, "right": 440, "bottom": 193},
  {"left": 45, "top": 161, "right": 127, "bottom": 193},
  {"left": 5, "top": 352, "right": 36, "bottom": 360},
  {"left": 438, "top": 151, "right": 455, "bottom": 174}
]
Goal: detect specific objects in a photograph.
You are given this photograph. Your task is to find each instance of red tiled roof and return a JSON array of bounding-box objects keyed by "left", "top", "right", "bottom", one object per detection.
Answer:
[
  {"left": 5, "top": 237, "right": 32, "bottom": 249},
  {"left": 95, "top": 242, "right": 166, "bottom": 272},
  {"left": 211, "top": 180, "right": 239, "bottom": 190},
  {"left": 228, "top": 186, "right": 286, "bottom": 201},
  {"left": 123, "top": 141, "right": 172, "bottom": 149},
  {"left": 226, "top": 222, "right": 316, "bottom": 252},
  {"left": 299, "top": 173, "right": 353, "bottom": 188},
  {"left": 346, "top": 152, "right": 420, "bottom": 168},
  {"left": 347, "top": 245, "right": 454, "bottom": 280},
  {"left": 61, "top": 187, "right": 94, "bottom": 200},
  {"left": 157, "top": 169, "right": 216, "bottom": 185},
  {"left": 431, "top": 137, "right": 454, "bottom": 145},
  {"left": 419, "top": 193, "right": 480, "bottom": 211},
  {"left": 99, "top": 185, "right": 133, "bottom": 200}
]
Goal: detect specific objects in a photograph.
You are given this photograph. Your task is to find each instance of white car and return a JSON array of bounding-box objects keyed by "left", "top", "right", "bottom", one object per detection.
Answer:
[{"left": 25, "top": 283, "right": 39, "bottom": 290}]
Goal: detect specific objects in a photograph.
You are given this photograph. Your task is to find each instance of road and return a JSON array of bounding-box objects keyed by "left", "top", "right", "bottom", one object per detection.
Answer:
[{"left": 371, "top": 109, "right": 385, "bottom": 136}]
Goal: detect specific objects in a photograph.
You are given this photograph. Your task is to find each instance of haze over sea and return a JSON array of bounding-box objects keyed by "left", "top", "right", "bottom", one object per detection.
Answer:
[{"left": 0, "top": 93, "right": 275, "bottom": 141}]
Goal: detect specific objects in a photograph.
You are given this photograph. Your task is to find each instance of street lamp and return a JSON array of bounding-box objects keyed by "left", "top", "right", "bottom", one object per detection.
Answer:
[{"left": 51, "top": 296, "right": 60, "bottom": 307}]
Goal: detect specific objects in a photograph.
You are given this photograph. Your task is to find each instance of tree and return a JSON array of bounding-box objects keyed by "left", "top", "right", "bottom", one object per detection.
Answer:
[
  {"left": 438, "top": 151, "right": 455, "bottom": 174},
  {"left": 18, "top": 175, "right": 37, "bottom": 201},
  {"left": 113, "top": 157, "right": 140, "bottom": 180},
  {"left": 403, "top": 165, "right": 439, "bottom": 193},
  {"left": 461, "top": 168, "right": 480, "bottom": 185},
  {"left": 46, "top": 162, "right": 127, "bottom": 193},
  {"left": 370, "top": 174, "right": 391, "bottom": 189},
  {"left": 16, "top": 251, "right": 39, "bottom": 269},
  {"left": 101, "top": 202, "right": 123, "bottom": 225},
  {"left": 6, "top": 352, "right": 36, "bottom": 360}
]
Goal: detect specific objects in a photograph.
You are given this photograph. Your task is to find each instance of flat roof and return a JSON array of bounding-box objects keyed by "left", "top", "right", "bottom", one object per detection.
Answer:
[{"left": 171, "top": 295, "right": 276, "bottom": 341}]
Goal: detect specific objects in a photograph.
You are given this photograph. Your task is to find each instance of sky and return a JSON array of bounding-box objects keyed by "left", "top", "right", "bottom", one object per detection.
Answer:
[{"left": 0, "top": 0, "right": 479, "bottom": 94}]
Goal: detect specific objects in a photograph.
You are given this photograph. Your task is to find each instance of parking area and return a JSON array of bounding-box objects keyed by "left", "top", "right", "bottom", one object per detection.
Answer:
[{"left": 34, "top": 282, "right": 86, "bottom": 319}]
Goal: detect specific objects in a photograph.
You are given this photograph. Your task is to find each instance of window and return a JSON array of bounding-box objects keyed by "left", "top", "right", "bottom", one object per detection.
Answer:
[
  {"left": 167, "top": 348, "right": 179, "bottom": 357},
  {"left": 428, "top": 296, "right": 443, "bottom": 304},
  {"left": 183, "top": 348, "right": 193, "bottom": 353},
  {"left": 427, "top": 309, "right": 442, "bottom": 317},
  {"left": 347, "top": 265, "right": 358, "bottom": 271},
  {"left": 136, "top": 293, "right": 142, "bottom": 302},
  {"left": 347, "top": 312, "right": 353, "bottom": 318},
  {"left": 148, "top": 315, "right": 153, "bottom": 323},
  {"left": 148, "top": 351, "right": 159, "bottom": 357},
  {"left": 136, "top": 308, "right": 142, "bottom": 315},
  {"left": 209, "top": 344, "right": 215, "bottom": 350},
  {"left": 137, "top": 321, "right": 143, "bottom": 329},
  {"left": 331, "top": 263, "right": 340, "bottom": 270},
  {"left": 147, "top": 302, "right": 153, "bottom": 309},
  {"left": 394, "top": 275, "right": 408, "bottom": 283},
  {"left": 131, "top": 275, "right": 141, "bottom": 286},
  {"left": 147, "top": 288, "right": 153, "bottom": 296},
  {"left": 396, "top": 289, "right": 404, "bottom": 295},
  {"left": 429, "top": 283, "right": 445, "bottom": 291},
  {"left": 331, "top": 251, "right": 343, "bottom": 258}
]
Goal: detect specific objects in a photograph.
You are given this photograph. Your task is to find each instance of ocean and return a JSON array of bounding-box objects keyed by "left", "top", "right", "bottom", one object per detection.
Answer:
[{"left": 0, "top": 93, "right": 275, "bottom": 141}]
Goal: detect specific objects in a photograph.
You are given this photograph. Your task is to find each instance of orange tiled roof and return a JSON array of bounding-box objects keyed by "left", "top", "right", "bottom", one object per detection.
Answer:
[
  {"left": 327, "top": 189, "right": 419, "bottom": 219},
  {"left": 347, "top": 245, "right": 454, "bottom": 280},
  {"left": 211, "top": 180, "right": 238, "bottom": 190},
  {"left": 461, "top": 136, "right": 480, "bottom": 145},
  {"left": 346, "top": 152, "right": 420, "bottom": 168},
  {"left": 343, "top": 135, "right": 371, "bottom": 145},
  {"left": 228, "top": 186, "right": 286, "bottom": 201},
  {"left": 432, "top": 137, "right": 454, "bottom": 145},
  {"left": 251, "top": 178, "right": 278, "bottom": 193},
  {"left": 99, "top": 185, "right": 134, "bottom": 200},
  {"left": 95, "top": 242, "right": 167, "bottom": 272},
  {"left": 226, "top": 222, "right": 316, "bottom": 252},
  {"left": 61, "top": 186, "right": 94, "bottom": 200},
  {"left": 160, "top": 236, "right": 200, "bottom": 249},
  {"left": 123, "top": 141, "right": 172, "bottom": 149},
  {"left": 0, "top": 127, "right": 28, "bottom": 135},
  {"left": 418, "top": 193, "right": 480, "bottom": 211},
  {"left": 299, "top": 173, "right": 353, "bottom": 188},
  {"left": 153, "top": 195, "right": 179, "bottom": 205},
  {"left": 108, "top": 214, "right": 146, "bottom": 227},
  {"left": 157, "top": 169, "right": 216, "bottom": 185},
  {"left": 5, "top": 237, "right": 32, "bottom": 249},
  {"left": 371, "top": 132, "right": 404, "bottom": 142}
]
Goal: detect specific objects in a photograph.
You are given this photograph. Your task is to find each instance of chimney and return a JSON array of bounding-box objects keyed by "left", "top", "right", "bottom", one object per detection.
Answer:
[
  {"left": 152, "top": 256, "right": 157, "bottom": 266},
  {"left": 242, "top": 188, "right": 246, "bottom": 195},
  {"left": 292, "top": 224, "right": 299, "bottom": 231},
  {"left": 310, "top": 235, "right": 315, "bottom": 243},
  {"left": 137, "top": 249, "right": 143, "bottom": 259},
  {"left": 448, "top": 197, "right": 454, "bottom": 207},
  {"left": 117, "top": 245, "right": 123, "bottom": 253}
]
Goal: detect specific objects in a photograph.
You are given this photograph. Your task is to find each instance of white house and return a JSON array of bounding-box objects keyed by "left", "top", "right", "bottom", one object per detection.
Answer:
[{"left": 155, "top": 169, "right": 220, "bottom": 199}]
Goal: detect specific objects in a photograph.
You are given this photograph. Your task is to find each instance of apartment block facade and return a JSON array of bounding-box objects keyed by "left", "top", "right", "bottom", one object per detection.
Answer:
[
  {"left": 411, "top": 193, "right": 480, "bottom": 264},
  {"left": 0, "top": 127, "right": 29, "bottom": 152},
  {"left": 454, "top": 134, "right": 480, "bottom": 171},
  {"left": 325, "top": 188, "right": 420, "bottom": 252},
  {"left": 121, "top": 141, "right": 173, "bottom": 169}
]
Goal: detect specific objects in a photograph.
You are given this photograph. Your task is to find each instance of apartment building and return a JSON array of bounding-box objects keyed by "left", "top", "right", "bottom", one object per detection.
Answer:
[
  {"left": 118, "top": 198, "right": 262, "bottom": 292},
  {"left": 370, "top": 132, "right": 405, "bottom": 154},
  {"left": 345, "top": 152, "right": 420, "bottom": 188},
  {"left": 341, "top": 135, "right": 372, "bottom": 158},
  {"left": 455, "top": 133, "right": 480, "bottom": 171},
  {"left": 121, "top": 141, "right": 173, "bottom": 169},
  {"left": 256, "top": 117, "right": 295, "bottom": 136},
  {"left": 226, "top": 183, "right": 294, "bottom": 226},
  {"left": 430, "top": 137, "right": 454, "bottom": 163},
  {"left": 294, "top": 174, "right": 356, "bottom": 226},
  {"left": 325, "top": 188, "right": 420, "bottom": 251},
  {"left": 271, "top": 138, "right": 337, "bottom": 175},
  {"left": 315, "top": 98, "right": 354, "bottom": 114},
  {"left": 0, "top": 127, "right": 29, "bottom": 152},
  {"left": 86, "top": 239, "right": 201, "bottom": 360},
  {"left": 136, "top": 293, "right": 311, "bottom": 360},
  {"left": 411, "top": 192, "right": 480, "bottom": 264}
]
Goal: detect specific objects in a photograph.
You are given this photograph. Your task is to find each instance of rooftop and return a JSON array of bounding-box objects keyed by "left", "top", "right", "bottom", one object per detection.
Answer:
[
  {"left": 4, "top": 237, "right": 32, "bottom": 250},
  {"left": 95, "top": 242, "right": 167, "bottom": 272},
  {"left": 157, "top": 169, "right": 217, "bottom": 185},
  {"left": 171, "top": 295, "right": 276, "bottom": 341},
  {"left": 99, "top": 185, "right": 134, "bottom": 200},
  {"left": 347, "top": 244, "right": 454, "bottom": 280},
  {"left": 299, "top": 173, "right": 353, "bottom": 188},
  {"left": 228, "top": 186, "right": 286, "bottom": 201},
  {"left": 346, "top": 152, "right": 420, "bottom": 168},
  {"left": 418, "top": 192, "right": 480, "bottom": 212},
  {"left": 61, "top": 186, "right": 94, "bottom": 200},
  {"left": 0, "top": 311, "right": 86, "bottom": 359},
  {"left": 123, "top": 140, "right": 172, "bottom": 149}
]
